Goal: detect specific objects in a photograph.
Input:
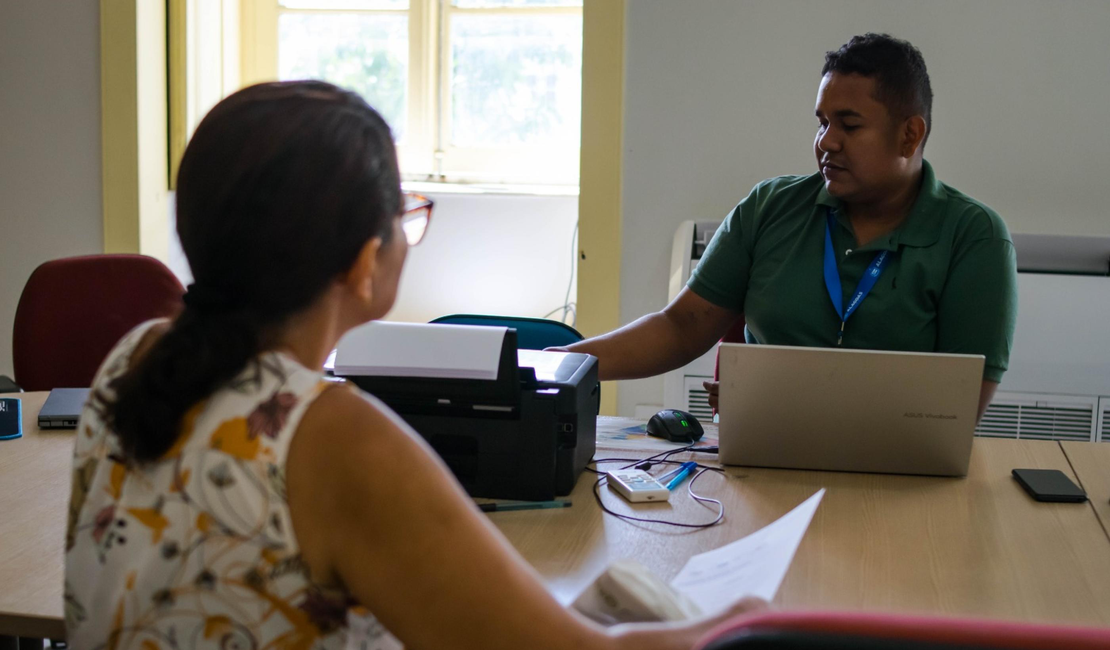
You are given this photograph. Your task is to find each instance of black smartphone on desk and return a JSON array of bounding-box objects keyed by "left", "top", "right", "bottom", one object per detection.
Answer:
[
  {"left": 1012, "top": 469, "right": 1087, "bottom": 503},
  {"left": 0, "top": 398, "right": 21, "bottom": 440}
]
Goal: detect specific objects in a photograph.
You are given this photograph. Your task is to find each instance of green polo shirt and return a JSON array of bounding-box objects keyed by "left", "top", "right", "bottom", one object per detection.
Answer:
[{"left": 688, "top": 160, "right": 1017, "bottom": 383}]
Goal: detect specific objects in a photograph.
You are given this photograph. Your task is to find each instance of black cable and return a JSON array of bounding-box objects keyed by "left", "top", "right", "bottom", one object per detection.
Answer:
[
  {"left": 591, "top": 441, "right": 711, "bottom": 470},
  {"left": 584, "top": 457, "right": 688, "bottom": 474}
]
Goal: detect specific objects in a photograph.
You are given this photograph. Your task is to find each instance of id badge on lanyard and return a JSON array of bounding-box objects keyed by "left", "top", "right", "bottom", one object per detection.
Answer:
[{"left": 823, "top": 208, "right": 891, "bottom": 346}]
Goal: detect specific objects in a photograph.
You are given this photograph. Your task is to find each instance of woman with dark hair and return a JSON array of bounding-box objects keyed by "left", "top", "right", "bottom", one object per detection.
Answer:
[{"left": 64, "top": 81, "right": 761, "bottom": 650}]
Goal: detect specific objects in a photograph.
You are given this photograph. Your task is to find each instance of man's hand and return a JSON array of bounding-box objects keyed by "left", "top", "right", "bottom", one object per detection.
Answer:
[
  {"left": 702, "top": 380, "right": 719, "bottom": 410},
  {"left": 561, "top": 289, "right": 741, "bottom": 382}
]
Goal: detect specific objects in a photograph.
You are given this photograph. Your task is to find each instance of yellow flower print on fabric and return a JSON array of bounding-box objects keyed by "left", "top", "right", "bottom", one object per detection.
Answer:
[
  {"left": 161, "top": 400, "right": 207, "bottom": 460},
  {"left": 209, "top": 418, "right": 259, "bottom": 461},
  {"left": 126, "top": 507, "right": 170, "bottom": 544},
  {"left": 108, "top": 462, "right": 127, "bottom": 500}
]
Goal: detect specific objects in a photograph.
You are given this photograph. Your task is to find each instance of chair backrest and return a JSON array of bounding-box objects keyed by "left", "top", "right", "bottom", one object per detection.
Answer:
[
  {"left": 429, "top": 314, "right": 583, "bottom": 350},
  {"left": 696, "top": 611, "right": 1110, "bottom": 650},
  {"left": 13, "top": 255, "right": 185, "bottom": 391}
]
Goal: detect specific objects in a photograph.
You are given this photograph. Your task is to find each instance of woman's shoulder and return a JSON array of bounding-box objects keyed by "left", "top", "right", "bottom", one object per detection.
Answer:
[
  {"left": 296, "top": 382, "right": 409, "bottom": 444},
  {"left": 90, "top": 318, "right": 172, "bottom": 390},
  {"left": 76, "top": 319, "right": 171, "bottom": 471},
  {"left": 289, "top": 381, "right": 431, "bottom": 483},
  {"left": 83, "top": 319, "right": 172, "bottom": 432},
  {"left": 131, "top": 320, "right": 172, "bottom": 363}
]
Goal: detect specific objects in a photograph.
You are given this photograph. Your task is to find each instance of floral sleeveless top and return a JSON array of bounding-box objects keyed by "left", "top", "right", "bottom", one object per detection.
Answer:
[{"left": 65, "top": 320, "right": 401, "bottom": 650}]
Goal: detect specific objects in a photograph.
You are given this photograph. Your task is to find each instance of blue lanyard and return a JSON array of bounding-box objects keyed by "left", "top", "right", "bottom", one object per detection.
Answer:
[{"left": 823, "top": 209, "right": 891, "bottom": 346}]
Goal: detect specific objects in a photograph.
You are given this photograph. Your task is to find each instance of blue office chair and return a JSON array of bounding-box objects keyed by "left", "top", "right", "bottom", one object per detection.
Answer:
[{"left": 429, "top": 314, "right": 584, "bottom": 350}]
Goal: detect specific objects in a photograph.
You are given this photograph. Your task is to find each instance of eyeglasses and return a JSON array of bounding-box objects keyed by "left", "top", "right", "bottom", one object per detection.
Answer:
[{"left": 401, "top": 192, "right": 434, "bottom": 246}]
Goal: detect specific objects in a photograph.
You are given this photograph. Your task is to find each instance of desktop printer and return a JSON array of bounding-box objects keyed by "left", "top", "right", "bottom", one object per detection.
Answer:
[{"left": 333, "top": 322, "right": 599, "bottom": 501}]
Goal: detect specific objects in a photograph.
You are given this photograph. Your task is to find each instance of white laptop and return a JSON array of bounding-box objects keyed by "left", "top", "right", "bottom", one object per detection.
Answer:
[{"left": 717, "top": 344, "right": 984, "bottom": 476}]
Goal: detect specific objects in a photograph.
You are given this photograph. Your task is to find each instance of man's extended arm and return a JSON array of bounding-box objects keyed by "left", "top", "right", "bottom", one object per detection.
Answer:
[
  {"left": 563, "top": 288, "right": 740, "bottom": 382},
  {"left": 978, "top": 380, "right": 998, "bottom": 422}
]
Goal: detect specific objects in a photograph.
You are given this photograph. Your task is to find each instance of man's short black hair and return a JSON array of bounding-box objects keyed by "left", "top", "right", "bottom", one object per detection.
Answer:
[{"left": 823, "top": 33, "right": 933, "bottom": 147}]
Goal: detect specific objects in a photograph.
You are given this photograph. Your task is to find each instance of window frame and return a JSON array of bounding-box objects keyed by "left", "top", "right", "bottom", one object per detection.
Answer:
[
  {"left": 170, "top": 0, "right": 241, "bottom": 189},
  {"left": 437, "top": 2, "right": 582, "bottom": 185},
  {"left": 240, "top": 0, "right": 582, "bottom": 186}
]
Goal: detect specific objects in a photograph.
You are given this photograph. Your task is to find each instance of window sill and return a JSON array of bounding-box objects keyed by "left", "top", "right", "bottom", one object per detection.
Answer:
[{"left": 401, "top": 179, "right": 579, "bottom": 198}]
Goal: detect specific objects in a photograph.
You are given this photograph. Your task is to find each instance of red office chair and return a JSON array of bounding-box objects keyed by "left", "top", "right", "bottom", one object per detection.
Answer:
[
  {"left": 9, "top": 254, "right": 184, "bottom": 391},
  {"left": 695, "top": 611, "right": 1110, "bottom": 650}
]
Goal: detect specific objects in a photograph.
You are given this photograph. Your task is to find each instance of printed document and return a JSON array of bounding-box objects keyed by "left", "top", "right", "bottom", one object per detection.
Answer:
[
  {"left": 670, "top": 489, "right": 825, "bottom": 613},
  {"left": 334, "top": 321, "right": 507, "bottom": 380},
  {"left": 574, "top": 489, "right": 824, "bottom": 623}
]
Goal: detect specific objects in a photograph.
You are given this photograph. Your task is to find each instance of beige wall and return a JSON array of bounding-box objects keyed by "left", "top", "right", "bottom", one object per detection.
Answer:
[
  {"left": 387, "top": 191, "right": 579, "bottom": 325},
  {"left": 0, "top": 1, "right": 104, "bottom": 378},
  {"left": 166, "top": 190, "right": 579, "bottom": 326},
  {"left": 619, "top": 0, "right": 1110, "bottom": 416}
]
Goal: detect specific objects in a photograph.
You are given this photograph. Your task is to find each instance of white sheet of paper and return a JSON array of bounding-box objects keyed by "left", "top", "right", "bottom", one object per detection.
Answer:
[
  {"left": 670, "top": 489, "right": 825, "bottom": 613},
  {"left": 333, "top": 321, "right": 507, "bottom": 380}
]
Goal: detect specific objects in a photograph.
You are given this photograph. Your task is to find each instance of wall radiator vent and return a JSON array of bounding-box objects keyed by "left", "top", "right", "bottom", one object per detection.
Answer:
[
  {"left": 1100, "top": 399, "right": 1110, "bottom": 443},
  {"left": 682, "top": 376, "right": 715, "bottom": 421},
  {"left": 976, "top": 392, "right": 1097, "bottom": 442}
]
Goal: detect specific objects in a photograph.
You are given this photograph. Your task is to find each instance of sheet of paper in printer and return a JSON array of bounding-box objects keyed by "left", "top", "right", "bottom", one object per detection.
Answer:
[
  {"left": 334, "top": 321, "right": 508, "bottom": 380},
  {"left": 573, "top": 489, "right": 824, "bottom": 623}
]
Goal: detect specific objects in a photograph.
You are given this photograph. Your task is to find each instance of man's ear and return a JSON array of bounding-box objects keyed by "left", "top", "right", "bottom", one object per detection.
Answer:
[
  {"left": 902, "top": 115, "right": 927, "bottom": 158},
  {"left": 345, "top": 237, "right": 383, "bottom": 303}
]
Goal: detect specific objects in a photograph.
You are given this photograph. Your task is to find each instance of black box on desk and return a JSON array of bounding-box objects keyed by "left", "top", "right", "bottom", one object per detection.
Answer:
[{"left": 344, "top": 330, "right": 599, "bottom": 501}]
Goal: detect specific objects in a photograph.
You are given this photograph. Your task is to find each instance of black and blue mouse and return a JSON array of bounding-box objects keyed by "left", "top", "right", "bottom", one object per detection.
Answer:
[{"left": 646, "top": 409, "right": 704, "bottom": 443}]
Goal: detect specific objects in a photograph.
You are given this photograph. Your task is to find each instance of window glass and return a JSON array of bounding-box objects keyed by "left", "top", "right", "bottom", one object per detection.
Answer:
[
  {"left": 278, "top": 13, "right": 409, "bottom": 139},
  {"left": 450, "top": 13, "right": 581, "bottom": 147},
  {"left": 452, "top": 0, "right": 581, "bottom": 8},
  {"left": 280, "top": 1, "right": 408, "bottom": 9}
]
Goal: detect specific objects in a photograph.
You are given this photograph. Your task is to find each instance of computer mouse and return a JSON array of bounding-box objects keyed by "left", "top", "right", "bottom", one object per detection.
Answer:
[{"left": 646, "top": 409, "right": 704, "bottom": 443}]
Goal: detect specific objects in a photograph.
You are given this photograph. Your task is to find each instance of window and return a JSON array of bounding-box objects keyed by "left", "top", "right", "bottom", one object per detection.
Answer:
[
  {"left": 169, "top": 0, "right": 242, "bottom": 188},
  {"left": 242, "top": 0, "right": 583, "bottom": 186}
]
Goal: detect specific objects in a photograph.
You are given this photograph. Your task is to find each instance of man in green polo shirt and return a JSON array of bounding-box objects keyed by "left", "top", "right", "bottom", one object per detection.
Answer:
[{"left": 563, "top": 33, "right": 1017, "bottom": 420}]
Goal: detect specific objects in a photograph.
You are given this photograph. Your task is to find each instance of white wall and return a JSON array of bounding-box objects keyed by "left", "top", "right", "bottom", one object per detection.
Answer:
[
  {"left": 388, "top": 191, "right": 579, "bottom": 325},
  {"left": 617, "top": 0, "right": 1110, "bottom": 416},
  {"left": 0, "top": 1, "right": 103, "bottom": 378},
  {"left": 168, "top": 190, "right": 579, "bottom": 326}
]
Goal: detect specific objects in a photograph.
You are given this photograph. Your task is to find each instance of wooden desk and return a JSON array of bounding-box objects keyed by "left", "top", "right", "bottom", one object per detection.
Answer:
[
  {"left": 2, "top": 399, "right": 1110, "bottom": 640},
  {"left": 1062, "top": 441, "right": 1110, "bottom": 540},
  {"left": 0, "top": 392, "right": 68, "bottom": 640},
  {"left": 492, "top": 438, "right": 1110, "bottom": 626}
]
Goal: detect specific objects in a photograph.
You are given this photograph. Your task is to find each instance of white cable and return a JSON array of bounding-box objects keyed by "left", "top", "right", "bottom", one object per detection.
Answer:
[
  {"left": 562, "top": 221, "right": 579, "bottom": 322},
  {"left": 542, "top": 222, "right": 580, "bottom": 326}
]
